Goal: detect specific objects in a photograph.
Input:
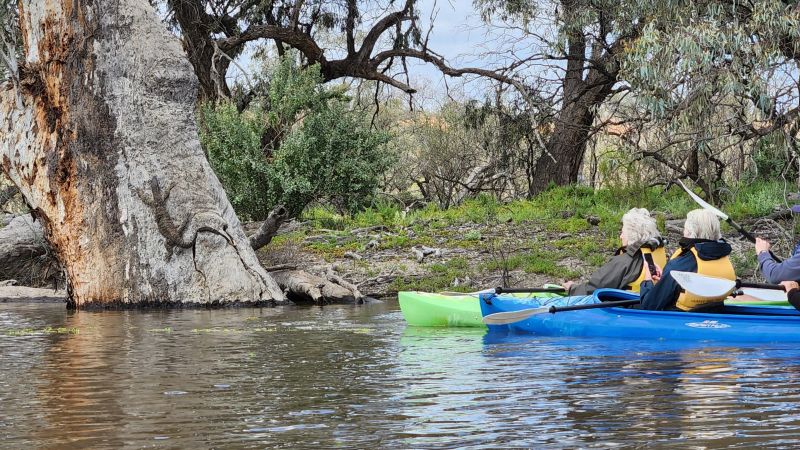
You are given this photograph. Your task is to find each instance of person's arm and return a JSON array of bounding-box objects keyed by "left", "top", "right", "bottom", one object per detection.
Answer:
[
  {"left": 572, "top": 255, "right": 634, "bottom": 296},
  {"left": 639, "top": 256, "right": 695, "bottom": 310},
  {"left": 758, "top": 252, "right": 800, "bottom": 284},
  {"left": 780, "top": 281, "right": 800, "bottom": 311},
  {"left": 568, "top": 281, "right": 588, "bottom": 296}
]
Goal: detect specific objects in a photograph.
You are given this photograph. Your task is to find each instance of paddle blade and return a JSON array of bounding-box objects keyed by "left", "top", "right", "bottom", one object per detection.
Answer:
[
  {"left": 739, "top": 287, "right": 788, "bottom": 303},
  {"left": 676, "top": 179, "right": 729, "bottom": 221},
  {"left": 482, "top": 307, "right": 550, "bottom": 325},
  {"left": 671, "top": 271, "right": 736, "bottom": 298}
]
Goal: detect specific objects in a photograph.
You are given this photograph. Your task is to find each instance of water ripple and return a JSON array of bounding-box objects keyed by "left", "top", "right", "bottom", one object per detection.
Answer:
[{"left": 2, "top": 303, "right": 800, "bottom": 448}]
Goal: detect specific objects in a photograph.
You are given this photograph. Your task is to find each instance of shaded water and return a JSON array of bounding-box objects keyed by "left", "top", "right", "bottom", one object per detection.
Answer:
[{"left": 2, "top": 301, "right": 800, "bottom": 448}]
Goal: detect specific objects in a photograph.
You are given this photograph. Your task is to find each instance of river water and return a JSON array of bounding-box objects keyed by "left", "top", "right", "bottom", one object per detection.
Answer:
[{"left": 2, "top": 300, "right": 800, "bottom": 448}]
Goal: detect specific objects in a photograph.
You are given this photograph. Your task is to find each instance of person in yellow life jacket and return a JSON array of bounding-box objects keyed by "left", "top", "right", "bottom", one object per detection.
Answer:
[
  {"left": 639, "top": 209, "right": 735, "bottom": 311},
  {"left": 564, "top": 208, "right": 666, "bottom": 295}
]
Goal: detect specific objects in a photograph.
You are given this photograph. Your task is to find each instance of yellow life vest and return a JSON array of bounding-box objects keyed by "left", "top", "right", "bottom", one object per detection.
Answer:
[
  {"left": 672, "top": 246, "right": 735, "bottom": 311},
  {"left": 627, "top": 246, "right": 668, "bottom": 293}
]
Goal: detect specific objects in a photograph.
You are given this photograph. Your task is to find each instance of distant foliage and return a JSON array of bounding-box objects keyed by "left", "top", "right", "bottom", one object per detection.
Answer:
[
  {"left": 0, "top": 0, "right": 20, "bottom": 82},
  {"left": 200, "top": 58, "right": 392, "bottom": 221},
  {"left": 610, "top": 0, "right": 800, "bottom": 196},
  {"left": 750, "top": 134, "right": 798, "bottom": 181}
]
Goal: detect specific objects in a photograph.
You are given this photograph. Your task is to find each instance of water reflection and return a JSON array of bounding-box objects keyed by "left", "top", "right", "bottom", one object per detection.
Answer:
[
  {"left": 2, "top": 302, "right": 800, "bottom": 448},
  {"left": 393, "top": 327, "right": 493, "bottom": 448}
]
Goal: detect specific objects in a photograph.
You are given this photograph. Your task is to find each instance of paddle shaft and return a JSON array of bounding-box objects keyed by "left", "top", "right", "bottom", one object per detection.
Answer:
[
  {"left": 738, "top": 280, "right": 786, "bottom": 291},
  {"left": 495, "top": 287, "right": 566, "bottom": 294},
  {"left": 482, "top": 297, "right": 641, "bottom": 325},
  {"left": 677, "top": 179, "right": 783, "bottom": 262},
  {"left": 726, "top": 218, "right": 783, "bottom": 263},
  {"left": 548, "top": 299, "right": 640, "bottom": 313},
  {"left": 724, "top": 218, "right": 754, "bottom": 242}
]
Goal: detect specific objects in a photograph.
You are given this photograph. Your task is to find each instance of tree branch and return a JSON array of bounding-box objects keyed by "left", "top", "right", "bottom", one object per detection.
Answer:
[
  {"left": 217, "top": 24, "right": 326, "bottom": 63},
  {"left": 249, "top": 205, "right": 289, "bottom": 250},
  {"left": 356, "top": 2, "right": 414, "bottom": 61},
  {"left": 371, "top": 48, "right": 517, "bottom": 87}
]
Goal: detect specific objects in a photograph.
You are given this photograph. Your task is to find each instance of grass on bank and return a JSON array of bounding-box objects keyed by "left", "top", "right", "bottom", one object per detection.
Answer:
[
  {"left": 303, "top": 180, "right": 787, "bottom": 237},
  {"left": 289, "top": 180, "right": 788, "bottom": 292}
]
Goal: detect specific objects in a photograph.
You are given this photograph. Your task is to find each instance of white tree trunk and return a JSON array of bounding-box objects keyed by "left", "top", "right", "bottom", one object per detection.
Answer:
[{"left": 0, "top": 0, "right": 284, "bottom": 307}]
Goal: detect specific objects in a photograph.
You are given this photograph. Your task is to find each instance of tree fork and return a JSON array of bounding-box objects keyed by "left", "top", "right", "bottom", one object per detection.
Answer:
[{"left": 0, "top": 0, "right": 284, "bottom": 308}]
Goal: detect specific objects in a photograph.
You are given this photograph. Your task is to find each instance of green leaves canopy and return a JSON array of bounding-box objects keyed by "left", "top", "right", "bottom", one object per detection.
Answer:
[{"left": 200, "top": 58, "right": 392, "bottom": 221}]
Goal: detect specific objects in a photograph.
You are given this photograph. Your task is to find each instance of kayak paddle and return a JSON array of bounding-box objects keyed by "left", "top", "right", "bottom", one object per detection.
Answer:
[
  {"left": 676, "top": 179, "right": 782, "bottom": 262},
  {"left": 438, "top": 285, "right": 566, "bottom": 296},
  {"left": 482, "top": 299, "right": 640, "bottom": 325},
  {"left": 494, "top": 286, "right": 566, "bottom": 294},
  {"left": 670, "top": 271, "right": 787, "bottom": 302}
]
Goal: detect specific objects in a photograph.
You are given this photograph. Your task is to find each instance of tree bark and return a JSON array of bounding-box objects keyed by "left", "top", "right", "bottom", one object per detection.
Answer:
[
  {"left": 528, "top": 31, "right": 618, "bottom": 194},
  {"left": 249, "top": 205, "right": 288, "bottom": 250},
  {"left": 529, "top": 94, "right": 611, "bottom": 194},
  {"left": 168, "top": 0, "right": 234, "bottom": 102},
  {"left": 0, "top": 0, "right": 284, "bottom": 308}
]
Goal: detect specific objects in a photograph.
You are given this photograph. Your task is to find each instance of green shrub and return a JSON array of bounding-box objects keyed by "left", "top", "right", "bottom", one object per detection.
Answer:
[
  {"left": 750, "top": 134, "right": 797, "bottom": 181},
  {"left": 724, "top": 180, "right": 784, "bottom": 219},
  {"left": 200, "top": 102, "right": 272, "bottom": 220},
  {"left": 464, "top": 230, "right": 482, "bottom": 241},
  {"left": 269, "top": 101, "right": 393, "bottom": 216},
  {"left": 200, "top": 57, "right": 393, "bottom": 221}
]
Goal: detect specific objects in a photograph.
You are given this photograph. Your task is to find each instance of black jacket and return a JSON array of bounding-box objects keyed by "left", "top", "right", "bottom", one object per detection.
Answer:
[{"left": 639, "top": 238, "right": 732, "bottom": 310}]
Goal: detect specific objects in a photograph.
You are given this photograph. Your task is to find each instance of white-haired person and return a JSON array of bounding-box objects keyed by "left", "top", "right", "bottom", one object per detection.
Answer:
[
  {"left": 563, "top": 208, "right": 667, "bottom": 295},
  {"left": 639, "top": 209, "right": 735, "bottom": 311}
]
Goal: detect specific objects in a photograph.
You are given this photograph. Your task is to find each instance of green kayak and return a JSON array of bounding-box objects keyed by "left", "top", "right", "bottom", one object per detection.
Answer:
[
  {"left": 725, "top": 299, "right": 789, "bottom": 306},
  {"left": 399, "top": 290, "right": 791, "bottom": 328},
  {"left": 399, "top": 288, "right": 564, "bottom": 328}
]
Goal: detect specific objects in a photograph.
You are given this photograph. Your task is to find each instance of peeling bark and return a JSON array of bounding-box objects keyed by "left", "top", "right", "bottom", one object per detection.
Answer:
[
  {"left": 325, "top": 267, "right": 364, "bottom": 304},
  {"left": 0, "top": 0, "right": 284, "bottom": 308},
  {"left": 0, "top": 185, "right": 17, "bottom": 208}
]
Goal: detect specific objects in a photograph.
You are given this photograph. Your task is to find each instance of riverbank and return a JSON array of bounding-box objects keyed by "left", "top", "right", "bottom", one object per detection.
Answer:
[
  {"left": 2, "top": 182, "right": 794, "bottom": 304},
  {"left": 0, "top": 285, "right": 66, "bottom": 303},
  {"left": 256, "top": 182, "right": 797, "bottom": 299}
]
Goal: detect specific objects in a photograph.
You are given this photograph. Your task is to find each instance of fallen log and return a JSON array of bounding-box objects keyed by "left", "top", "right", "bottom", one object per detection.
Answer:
[
  {"left": 0, "top": 286, "right": 66, "bottom": 303},
  {"left": 762, "top": 208, "right": 792, "bottom": 222},
  {"left": 351, "top": 225, "right": 389, "bottom": 235},
  {"left": 326, "top": 267, "right": 365, "bottom": 304},
  {"left": 264, "top": 264, "right": 298, "bottom": 272},
  {"left": 270, "top": 269, "right": 356, "bottom": 304}
]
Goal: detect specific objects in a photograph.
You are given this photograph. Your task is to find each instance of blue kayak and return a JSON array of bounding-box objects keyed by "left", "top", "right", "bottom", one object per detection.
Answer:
[{"left": 480, "top": 289, "right": 800, "bottom": 343}]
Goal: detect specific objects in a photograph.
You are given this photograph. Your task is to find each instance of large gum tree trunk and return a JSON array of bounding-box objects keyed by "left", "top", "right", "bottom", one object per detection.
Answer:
[
  {"left": 527, "top": 0, "right": 633, "bottom": 196},
  {"left": 529, "top": 96, "right": 606, "bottom": 195},
  {"left": 528, "top": 75, "right": 618, "bottom": 195},
  {"left": 0, "top": 0, "right": 284, "bottom": 307}
]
